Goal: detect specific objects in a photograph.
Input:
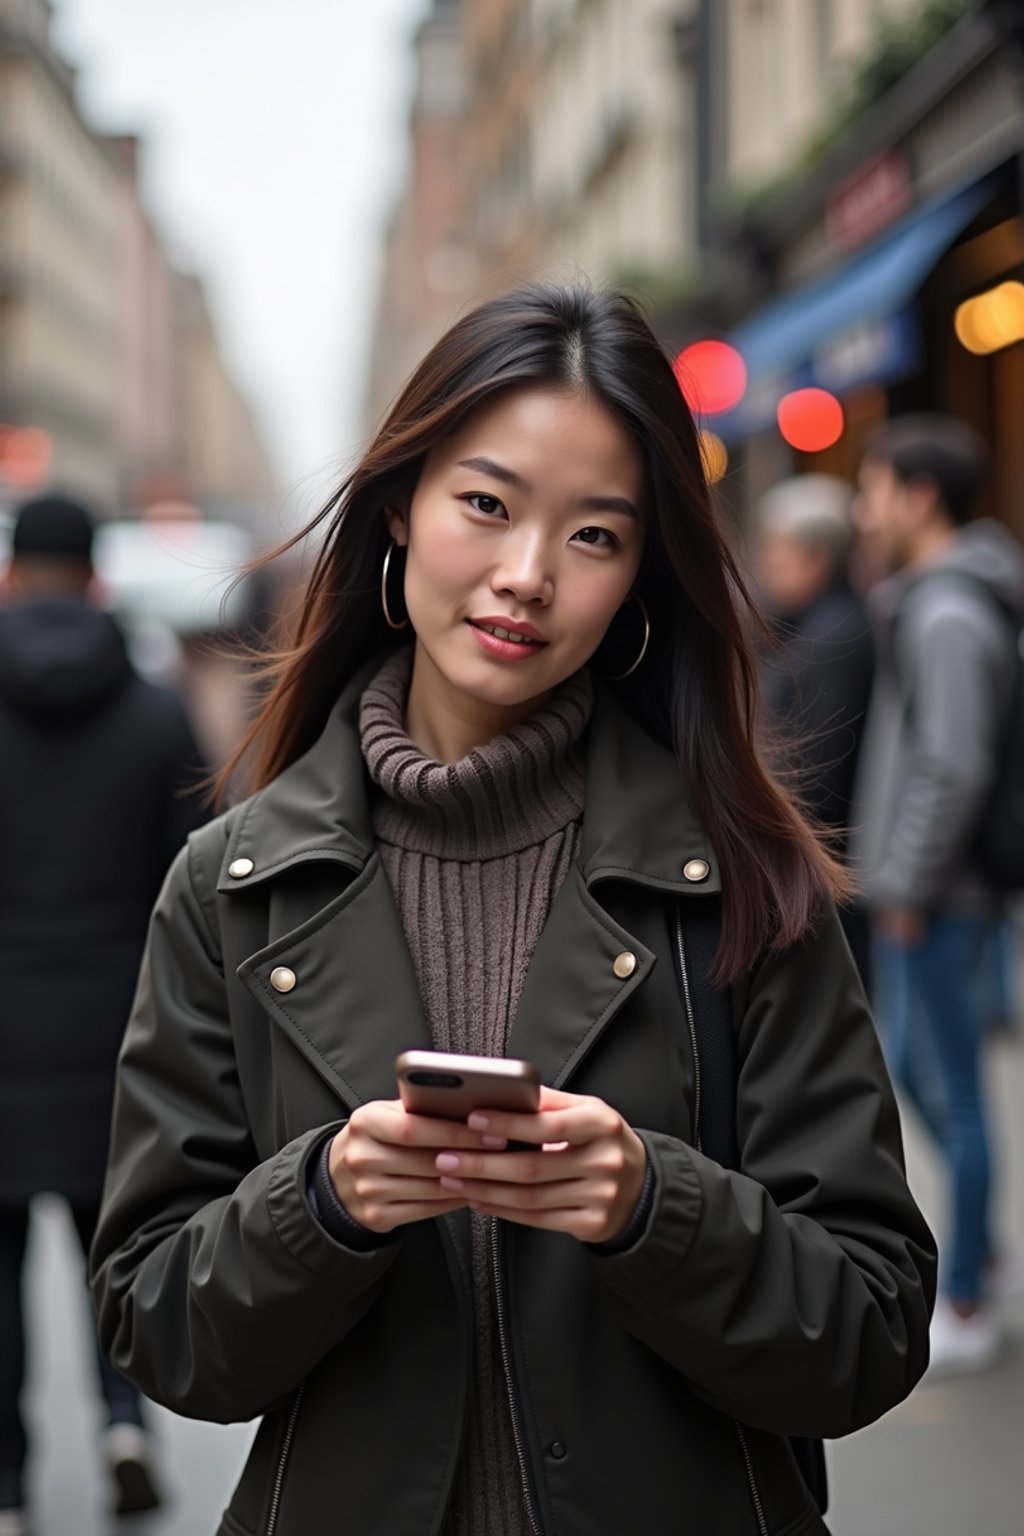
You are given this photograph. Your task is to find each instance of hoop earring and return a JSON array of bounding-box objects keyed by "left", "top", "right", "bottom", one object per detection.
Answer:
[
  {"left": 381, "top": 538, "right": 409, "bottom": 631},
  {"left": 605, "top": 594, "right": 650, "bottom": 681}
]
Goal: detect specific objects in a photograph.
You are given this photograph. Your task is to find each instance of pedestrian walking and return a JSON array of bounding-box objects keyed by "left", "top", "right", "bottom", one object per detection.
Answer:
[
  {"left": 90, "top": 285, "right": 934, "bottom": 1536},
  {"left": 755, "top": 474, "right": 875, "bottom": 987},
  {"left": 851, "top": 414, "right": 1024, "bottom": 1377},
  {"left": 0, "top": 495, "right": 207, "bottom": 1533}
]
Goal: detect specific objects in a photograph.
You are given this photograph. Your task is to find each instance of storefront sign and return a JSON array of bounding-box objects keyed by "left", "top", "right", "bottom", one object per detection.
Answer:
[{"left": 827, "top": 152, "right": 912, "bottom": 251}]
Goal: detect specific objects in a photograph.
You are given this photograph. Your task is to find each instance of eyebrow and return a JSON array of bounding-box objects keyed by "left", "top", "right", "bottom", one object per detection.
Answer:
[{"left": 456, "top": 456, "right": 639, "bottom": 520}]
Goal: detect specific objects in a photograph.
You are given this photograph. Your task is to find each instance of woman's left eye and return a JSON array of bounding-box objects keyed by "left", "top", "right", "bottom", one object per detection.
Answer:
[{"left": 572, "top": 526, "right": 617, "bottom": 549}]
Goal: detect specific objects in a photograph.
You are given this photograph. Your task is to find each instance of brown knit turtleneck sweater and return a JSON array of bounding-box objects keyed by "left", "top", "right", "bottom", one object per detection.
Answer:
[{"left": 360, "top": 649, "right": 593, "bottom": 1536}]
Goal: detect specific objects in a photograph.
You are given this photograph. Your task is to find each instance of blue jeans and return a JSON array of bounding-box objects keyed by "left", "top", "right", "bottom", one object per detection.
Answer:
[{"left": 875, "top": 913, "right": 993, "bottom": 1307}]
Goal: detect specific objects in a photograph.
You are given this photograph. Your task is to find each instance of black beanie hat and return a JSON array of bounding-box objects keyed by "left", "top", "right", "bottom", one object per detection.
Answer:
[{"left": 11, "top": 494, "right": 96, "bottom": 561}]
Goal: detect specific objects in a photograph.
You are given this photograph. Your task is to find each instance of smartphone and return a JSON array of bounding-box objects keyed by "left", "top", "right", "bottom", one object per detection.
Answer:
[{"left": 395, "top": 1050, "right": 541, "bottom": 1123}]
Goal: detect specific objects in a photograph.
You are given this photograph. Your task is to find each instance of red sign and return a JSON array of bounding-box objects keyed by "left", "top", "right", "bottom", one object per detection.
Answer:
[{"left": 827, "top": 152, "right": 911, "bottom": 251}]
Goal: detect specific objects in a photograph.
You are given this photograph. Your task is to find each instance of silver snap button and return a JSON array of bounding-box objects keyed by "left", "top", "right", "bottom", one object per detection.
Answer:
[
  {"left": 270, "top": 966, "right": 297, "bottom": 994},
  {"left": 613, "top": 951, "right": 637, "bottom": 980},
  {"left": 683, "top": 859, "right": 710, "bottom": 883},
  {"left": 228, "top": 857, "right": 254, "bottom": 879}
]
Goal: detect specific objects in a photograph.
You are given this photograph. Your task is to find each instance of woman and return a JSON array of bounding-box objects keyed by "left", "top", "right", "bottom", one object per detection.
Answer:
[{"left": 90, "top": 285, "right": 935, "bottom": 1536}]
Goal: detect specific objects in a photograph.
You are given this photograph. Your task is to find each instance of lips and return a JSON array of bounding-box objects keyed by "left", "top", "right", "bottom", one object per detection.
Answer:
[
  {"left": 466, "top": 617, "right": 548, "bottom": 662},
  {"left": 469, "top": 616, "right": 547, "bottom": 645}
]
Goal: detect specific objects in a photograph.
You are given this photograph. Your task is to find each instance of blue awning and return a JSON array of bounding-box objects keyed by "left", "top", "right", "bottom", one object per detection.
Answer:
[{"left": 714, "top": 175, "right": 997, "bottom": 440}]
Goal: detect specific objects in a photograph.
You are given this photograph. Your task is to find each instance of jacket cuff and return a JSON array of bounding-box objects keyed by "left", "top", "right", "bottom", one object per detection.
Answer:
[
  {"left": 587, "top": 1154, "right": 655, "bottom": 1256},
  {"left": 308, "top": 1134, "right": 396, "bottom": 1252},
  {"left": 265, "top": 1126, "right": 399, "bottom": 1278},
  {"left": 587, "top": 1130, "right": 703, "bottom": 1288}
]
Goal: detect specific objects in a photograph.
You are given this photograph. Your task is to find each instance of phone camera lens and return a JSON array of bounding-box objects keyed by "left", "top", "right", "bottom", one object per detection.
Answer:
[{"left": 408, "top": 1071, "right": 463, "bottom": 1089}]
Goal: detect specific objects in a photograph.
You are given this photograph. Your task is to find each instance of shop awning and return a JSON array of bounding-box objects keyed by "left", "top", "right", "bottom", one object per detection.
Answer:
[{"left": 714, "top": 175, "right": 997, "bottom": 439}]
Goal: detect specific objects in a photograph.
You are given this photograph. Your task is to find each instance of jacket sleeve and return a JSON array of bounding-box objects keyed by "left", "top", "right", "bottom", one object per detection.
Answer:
[
  {"left": 871, "top": 596, "right": 1008, "bottom": 908},
  {"left": 589, "top": 905, "right": 936, "bottom": 1439},
  {"left": 89, "top": 838, "right": 400, "bottom": 1424}
]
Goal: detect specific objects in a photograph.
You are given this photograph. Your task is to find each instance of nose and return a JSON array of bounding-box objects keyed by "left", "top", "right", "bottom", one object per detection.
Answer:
[{"left": 491, "top": 527, "right": 553, "bottom": 606}]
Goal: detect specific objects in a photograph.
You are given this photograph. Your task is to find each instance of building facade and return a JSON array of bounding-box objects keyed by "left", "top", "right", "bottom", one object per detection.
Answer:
[
  {"left": 0, "top": 0, "right": 277, "bottom": 519},
  {"left": 700, "top": 0, "right": 1024, "bottom": 530},
  {"left": 363, "top": 0, "right": 701, "bottom": 427},
  {"left": 364, "top": 0, "right": 1024, "bottom": 530},
  {"left": 363, "top": 0, "right": 474, "bottom": 431}
]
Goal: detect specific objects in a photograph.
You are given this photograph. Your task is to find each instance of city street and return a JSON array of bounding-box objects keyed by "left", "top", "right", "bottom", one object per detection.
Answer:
[{"left": 20, "top": 1032, "right": 1024, "bottom": 1535}]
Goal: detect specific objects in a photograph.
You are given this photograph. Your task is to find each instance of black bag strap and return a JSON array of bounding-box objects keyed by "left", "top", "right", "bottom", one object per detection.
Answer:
[{"left": 675, "top": 898, "right": 829, "bottom": 1517}]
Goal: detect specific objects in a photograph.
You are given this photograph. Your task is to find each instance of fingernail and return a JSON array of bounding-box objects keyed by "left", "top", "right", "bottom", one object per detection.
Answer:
[
  {"left": 440, "top": 1175, "right": 465, "bottom": 1192},
  {"left": 467, "top": 1113, "right": 490, "bottom": 1131},
  {"left": 436, "top": 1153, "right": 460, "bottom": 1172},
  {"left": 481, "top": 1135, "right": 507, "bottom": 1150}
]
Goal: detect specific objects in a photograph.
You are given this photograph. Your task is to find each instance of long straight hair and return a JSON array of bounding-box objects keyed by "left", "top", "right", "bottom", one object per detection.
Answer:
[{"left": 219, "top": 283, "right": 850, "bottom": 982}]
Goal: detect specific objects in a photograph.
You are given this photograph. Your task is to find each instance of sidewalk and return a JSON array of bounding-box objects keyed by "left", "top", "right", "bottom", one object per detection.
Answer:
[
  {"left": 827, "top": 1029, "right": 1024, "bottom": 1536},
  {"left": 21, "top": 1036, "right": 1024, "bottom": 1534}
]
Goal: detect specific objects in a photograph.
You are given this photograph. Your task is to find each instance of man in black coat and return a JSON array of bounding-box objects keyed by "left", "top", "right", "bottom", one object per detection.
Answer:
[
  {"left": 0, "top": 495, "right": 207, "bottom": 1530},
  {"left": 755, "top": 474, "right": 875, "bottom": 987}
]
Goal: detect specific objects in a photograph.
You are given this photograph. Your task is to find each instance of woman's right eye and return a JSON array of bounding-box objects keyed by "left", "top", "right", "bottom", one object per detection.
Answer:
[{"left": 463, "top": 493, "right": 506, "bottom": 518}]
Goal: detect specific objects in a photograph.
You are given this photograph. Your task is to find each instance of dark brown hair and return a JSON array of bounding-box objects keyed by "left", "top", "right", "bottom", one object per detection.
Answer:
[
  {"left": 864, "top": 412, "right": 986, "bottom": 526},
  {"left": 220, "top": 283, "right": 849, "bottom": 982}
]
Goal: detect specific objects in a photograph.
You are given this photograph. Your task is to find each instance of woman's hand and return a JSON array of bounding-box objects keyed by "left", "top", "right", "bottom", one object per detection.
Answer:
[
  {"left": 328, "top": 1100, "right": 508, "bottom": 1233},
  {"left": 432, "top": 1087, "right": 648, "bottom": 1244}
]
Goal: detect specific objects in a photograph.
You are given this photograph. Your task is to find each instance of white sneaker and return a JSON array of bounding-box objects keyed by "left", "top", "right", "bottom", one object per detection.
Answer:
[
  {"left": 0, "top": 1510, "right": 30, "bottom": 1536},
  {"left": 926, "top": 1298, "right": 1003, "bottom": 1379},
  {"left": 102, "top": 1423, "right": 162, "bottom": 1517}
]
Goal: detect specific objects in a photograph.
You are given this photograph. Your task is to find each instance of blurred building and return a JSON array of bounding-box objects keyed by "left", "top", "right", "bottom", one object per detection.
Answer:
[
  {"left": 364, "top": 0, "right": 697, "bottom": 427},
  {"left": 0, "top": 0, "right": 122, "bottom": 505},
  {"left": 0, "top": 0, "right": 277, "bottom": 519},
  {"left": 364, "top": 0, "right": 473, "bottom": 429},
  {"left": 364, "top": 0, "right": 1024, "bottom": 534}
]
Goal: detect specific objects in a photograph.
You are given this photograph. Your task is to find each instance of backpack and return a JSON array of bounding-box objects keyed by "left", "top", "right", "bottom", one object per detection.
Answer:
[
  {"left": 898, "top": 571, "right": 1024, "bottom": 891},
  {"left": 674, "top": 896, "right": 829, "bottom": 1517}
]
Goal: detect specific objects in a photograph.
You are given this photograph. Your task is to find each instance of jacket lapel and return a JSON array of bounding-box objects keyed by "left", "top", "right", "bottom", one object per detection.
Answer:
[
  {"left": 506, "top": 864, "right": 655, "bottom": 1088},
  {"left": 237, "top": 853, "right": 433, "bottom": 1114}
]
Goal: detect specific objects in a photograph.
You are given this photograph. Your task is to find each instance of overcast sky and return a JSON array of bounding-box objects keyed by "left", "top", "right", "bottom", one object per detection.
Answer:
[{"left": 53, "top": 0, "right": 428, "bottom": 521}]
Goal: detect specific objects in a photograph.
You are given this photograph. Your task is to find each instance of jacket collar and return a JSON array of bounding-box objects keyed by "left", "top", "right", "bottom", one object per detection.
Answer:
[{"left": 218, "top": 657, "right": 719, "bottom": 897}]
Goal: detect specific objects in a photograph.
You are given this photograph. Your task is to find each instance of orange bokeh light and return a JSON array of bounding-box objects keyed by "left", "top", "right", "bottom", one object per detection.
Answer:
[
  {"left": 777, "top": 389, "right": 845, "bottom": 453},
  {"left": 674, "top": 340, "right": 747, "bottom": 415},
  {"left": 699, "top": 431, "right": 729, "bottom": 484}
]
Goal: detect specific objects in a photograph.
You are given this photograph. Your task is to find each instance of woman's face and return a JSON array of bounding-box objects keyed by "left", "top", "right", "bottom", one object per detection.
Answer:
[{"left": 387, "top": 386, "right": 647, "bottom": 727}]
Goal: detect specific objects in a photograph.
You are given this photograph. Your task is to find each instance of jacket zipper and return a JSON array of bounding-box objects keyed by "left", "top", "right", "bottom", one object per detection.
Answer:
[
  {"left": 490, "top": 1217, "right": 543, "bottom": 1536},
  {"left": 674, "top": 904, "right": 701, "bottom": 1141},
  {"left": 675, "top": 905, "right": 769, "bottom": 1536},
  {"left": 265, "top": 1384, "right": 304, "bottom": 1536}
]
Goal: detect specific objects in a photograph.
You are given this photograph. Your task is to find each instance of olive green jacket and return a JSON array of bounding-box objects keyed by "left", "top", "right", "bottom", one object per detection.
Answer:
[{"left": 90, "top": 668, "right": 936, "bottom": 1536}]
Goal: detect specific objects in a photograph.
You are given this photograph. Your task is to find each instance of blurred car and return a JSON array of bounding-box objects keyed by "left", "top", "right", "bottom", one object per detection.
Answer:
[{"left": 0, "top": 513, "right": 255, "bottom": 634}]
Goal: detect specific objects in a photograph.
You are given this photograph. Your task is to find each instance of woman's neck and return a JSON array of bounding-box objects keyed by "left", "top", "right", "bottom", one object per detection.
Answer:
[{"left": 404, "top": 642, "right": 555, "bottom": 763}]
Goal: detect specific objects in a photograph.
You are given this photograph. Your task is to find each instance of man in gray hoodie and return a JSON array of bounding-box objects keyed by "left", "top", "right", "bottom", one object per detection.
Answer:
[{"left": 852, "top": 414, "right": 1024, "bottom": 1378}]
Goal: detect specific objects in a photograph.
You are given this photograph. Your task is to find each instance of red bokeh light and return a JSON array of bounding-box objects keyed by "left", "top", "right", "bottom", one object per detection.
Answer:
[
  {"left": 674, "top": 340, "right": 747, "bottom": 415},
  {"left": 0, "top": 425, "right": 52, "bottom": 486},
  {"left": 777, "top": 389, "right": 845, "bottom": 452}
]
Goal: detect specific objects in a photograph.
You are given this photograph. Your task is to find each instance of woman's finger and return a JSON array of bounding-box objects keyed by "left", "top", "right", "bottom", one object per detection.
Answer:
[
  {"left": 347, "top": 1141, "right": 468, "bottom": 1181},
  {"left": 353, "top": 1099, "right": 508, "bottom": 1151},
  {"left": 465, "top": 1094, "right": 616, "bottom": 1148},
  {"left": 433, "top": 1144, "right": 592, "bottom": 1184},
  {"left": 439, "top": 1175, "right": 614, "bottom": 1212}
]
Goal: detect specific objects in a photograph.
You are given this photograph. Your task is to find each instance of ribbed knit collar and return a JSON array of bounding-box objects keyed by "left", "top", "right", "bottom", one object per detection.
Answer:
[{"left": 360, "top": 649, "right": 593, "bottom": 860}]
